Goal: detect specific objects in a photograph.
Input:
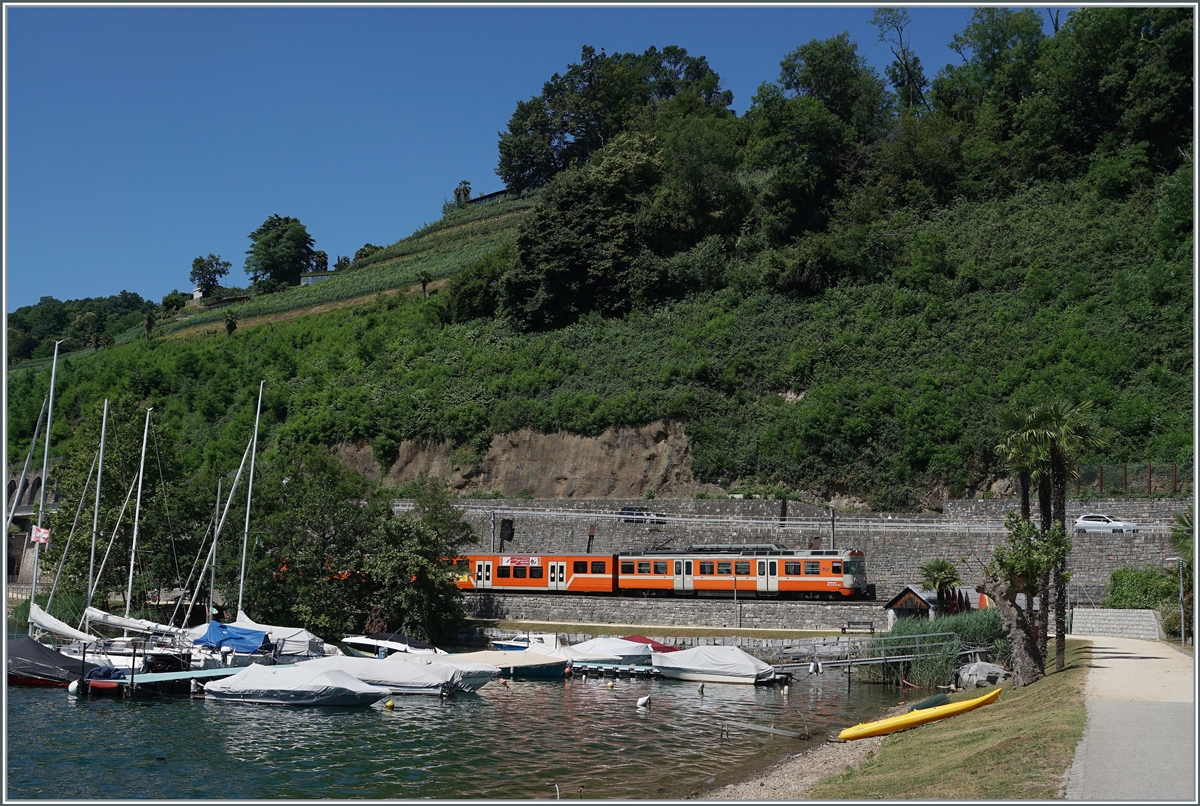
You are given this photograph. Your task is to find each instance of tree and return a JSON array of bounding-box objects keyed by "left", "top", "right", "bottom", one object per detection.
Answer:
[
  {"left": 143, "top": 309, "right": 156, "bottom": 338},
  {"left": 244, "top": 216, "right": 317, "bottom": 286},
  {"left": 190, "top": 254, "right": 232, "bottom": 296},
  {"left": 224, "top": 309, "right": 238, "bottom": 337},
  {"left": 353, "top": 244, "right": 382, "bottom": 263},
  {"left": 160, "top": 289, "right": 189, "bottom": 314},
  {"left": 918, "top": 558, "right": 962, "bottom": 616},
  {"left": 979, "top": 514, "right": 1070, "bottom": 687},
  {"left": 870, "top": 7, "right": 931, "bottom": 113},
  {"left": 416, "top": 270, "right": 433, "bottom": 300},
  {"left": 312, "top": 251, "right": 328, "bottom": 273},
  {"left": 453, "top": 181, "right": 472, "bottom": 207},
  {"left": 333, "top": 255, "right": 351, "bottom": 272},
  {"left": 778, "top": 32, "right": 889, "bottom": 144},
  {"left": 1027, "top": 399, "right": 1104, "bottom": 671}
]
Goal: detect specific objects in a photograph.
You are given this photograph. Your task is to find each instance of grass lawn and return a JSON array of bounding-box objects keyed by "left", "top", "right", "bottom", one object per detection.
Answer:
[{"left": 809, "top": 639, "right": 1090, "bottom": 800}]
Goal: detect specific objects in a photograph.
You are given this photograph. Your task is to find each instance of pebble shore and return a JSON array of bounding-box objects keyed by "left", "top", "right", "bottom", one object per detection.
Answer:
[{"left": 693, "top": 735, "right": 885, "bottom": 800}]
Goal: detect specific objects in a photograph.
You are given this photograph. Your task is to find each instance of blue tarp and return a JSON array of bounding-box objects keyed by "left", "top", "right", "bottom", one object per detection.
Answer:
[{"left": 190, "top": 621, "right": 267, "bottom": 653}]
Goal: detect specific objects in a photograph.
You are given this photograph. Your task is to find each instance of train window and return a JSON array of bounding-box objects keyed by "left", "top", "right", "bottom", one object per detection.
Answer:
[
  {"left": 736, "top": 561, "right": 750, "bottom": 575},
  {"left": 845, "top": 560, "right": 865, "bottom": 576},
  {"left": 513, "top": 567, "right": 528, "bottom": 579},
  {"left": 654, "top": 561, "right": 668, "bottom": 574},
  {"left": 785, "top": 561, "right": 801, "bottom": 575},
  {"left": 529, "top": 566, "right": 543, "bottom": 579},
  {"left": 685, "top": 561, "right": 692, "bottom": 574},
  {"left": 832, "top": 562, "right": 842, "bottom": 574},
  {"left": 497, "top": 567, "right": 511, "bottom": 579},
  {"left": 591, "top": 561, "right": 606, "bottom": 574},
  {"left": 621, "top": 561, "right": 635, "bottom": 574},
  {"left": 574, "top": 561, "right": 588, "bottom": 573},
  {"left": 717, "top": 562, "right": 732, "bottom": 575},
  {"left": 757, "top": 561, "right": 765, "bottom": 575},
  {"left": 804, "top": 561, "right": 821, "bottom": 575},
  {"left": 769, "top": 561, "right": 777, "bottom": 576},
  {"left": 475, "top": 564, "right": 483, "bottom": 580},
  {"left": 699, "top": 561, "right": 714, "bottom": 575},
  {"left": 637, "top": 561, "right": 651, "bottom": 574},
  {"left": 674, "top": 561, "right": 682, "bottom": 575}
]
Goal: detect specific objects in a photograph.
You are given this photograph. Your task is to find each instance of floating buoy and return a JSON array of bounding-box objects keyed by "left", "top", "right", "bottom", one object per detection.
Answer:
[
  {"left": 783, "top": 685, "right": 789, "bottom": 696},
  {"left": 637, "top": 694, "right": 651, "bottom": 708},
  {"left": 385, "top": 700, "right": 395, "bottom": 710},
  {"left": 68, "top": 680, "right": 79, "bottom": 695},
  {"left": 607, "top": 681, "right": 614, "bottom": 689},
  {"left": 697, "top": 683, "right": 704, "bottom": 695}
]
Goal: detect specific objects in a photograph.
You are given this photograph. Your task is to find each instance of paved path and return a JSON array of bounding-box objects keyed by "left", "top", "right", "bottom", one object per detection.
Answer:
[{"left": 1065, "top": 636, "right": 1195, "bottom": 801}]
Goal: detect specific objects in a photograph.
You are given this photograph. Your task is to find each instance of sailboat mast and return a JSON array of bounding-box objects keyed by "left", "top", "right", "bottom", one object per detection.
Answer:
[
  {"left": 29, "top": 340, "right": 63, "bottom": 635},
  {"left": 210, "top": 478, "right": 220, "bottom": 621},
  {"left": 124, "top": 407, "right": 153, "bottom": 623},
  {"left": 86, "top": 400, "right": 109, "bottom": 614},
  {"left": 6, "top": 395, "right": 47, "bottom": 535},
  {"left": 237, "top": 380, "right": 265, "bottom": 616}
]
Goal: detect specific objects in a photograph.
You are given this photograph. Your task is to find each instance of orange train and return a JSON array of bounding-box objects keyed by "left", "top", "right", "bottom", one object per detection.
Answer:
[{"left": 455, "top": 544, "right": 872, "bottom": 600}]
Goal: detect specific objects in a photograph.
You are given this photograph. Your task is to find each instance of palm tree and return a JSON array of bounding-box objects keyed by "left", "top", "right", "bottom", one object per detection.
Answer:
[
  {"left": 997, "top": 410, "right": 1039, "bottom": 522},
  {"left": 416, "top": 270, "right": 433, "bottom": 300},
  {"left": 224, "top": 309, "right": 238, "bottom": 338},
  {"left": 1170, "top": 505, "right": 1193, "bottom": 645},
  {"left": 1027, "top": 399, "right": 1105, "bottom": 670},
  {"left": 918, "top": 558, "right": 963, "bottom": 616}
]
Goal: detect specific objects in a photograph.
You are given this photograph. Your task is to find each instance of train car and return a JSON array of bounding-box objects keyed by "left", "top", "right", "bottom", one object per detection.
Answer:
[{"left": 456, "top": 545, "right": 870, "bottom": 600}]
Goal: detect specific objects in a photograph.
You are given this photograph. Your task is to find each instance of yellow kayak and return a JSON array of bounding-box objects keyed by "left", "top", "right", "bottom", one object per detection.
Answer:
[{"left": 838, "top": 687, "right": 1001, "bottom": 740}]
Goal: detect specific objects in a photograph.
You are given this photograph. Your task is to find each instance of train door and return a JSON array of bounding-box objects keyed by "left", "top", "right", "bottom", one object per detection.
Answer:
[
  {"left": 548, "top": 561, "right": 568, "bottom": 591},
  {"left": 674, "top": 559, "right": 694, "bottom": 592},
  {"left": 756, "top": 560, "right": 779, "bottom": 593},
  {"left": 475, "top": 560, "right": 493, "bottom": 589}
]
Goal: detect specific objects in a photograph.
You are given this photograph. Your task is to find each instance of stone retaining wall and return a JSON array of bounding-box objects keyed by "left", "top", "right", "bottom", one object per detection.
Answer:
[
  {"left": 445, "top": 503, "right": 1176, "bottom": 604},
  {"left": 464, "top": 592, "right": 883, "bottom": 632},
  {"left": 1069, "top": 608, "right": 1162, "bottom": 641},
  {"left": 943, "top": 497, "right": 1190, "bottom": 525}
]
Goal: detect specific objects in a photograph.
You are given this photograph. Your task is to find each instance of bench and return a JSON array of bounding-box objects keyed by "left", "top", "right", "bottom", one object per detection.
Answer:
[{"left": 842, "top": 621, "right": 875, "bottom": 634}]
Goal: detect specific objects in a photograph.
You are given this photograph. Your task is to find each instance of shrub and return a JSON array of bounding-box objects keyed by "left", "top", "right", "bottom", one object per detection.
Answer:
[{"left": 1102, "top": 566, "right": 1177, "bottom": 610}]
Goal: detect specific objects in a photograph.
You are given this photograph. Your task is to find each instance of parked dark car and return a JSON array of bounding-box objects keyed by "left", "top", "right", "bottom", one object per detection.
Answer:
[{"left": 619, "top": 506, "right": 666, "bottom": 524}]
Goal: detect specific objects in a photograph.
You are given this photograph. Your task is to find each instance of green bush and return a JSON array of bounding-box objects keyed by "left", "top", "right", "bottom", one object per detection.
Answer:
[
  {"left": 1161, "top": 607, "right": 1182, "bottom": 637},
  {"left": 1102, "top": 566, "right": 1177, "bottom": 609},
  {"left": 887, "top": 607, "right": 1005, "bottom": 647}
]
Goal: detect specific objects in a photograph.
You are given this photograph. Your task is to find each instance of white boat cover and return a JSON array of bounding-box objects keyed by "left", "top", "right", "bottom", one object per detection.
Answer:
[
  {"left": 432, "top": 650, "right": 567, "bottom": 675},
  {"left": 28, "top": 603, "right": 96, "bottom": 643},
  {"left": 185, "top": 611, "right": 325, "bottom": 657},
  {"left": 384, "top": 653, "right": 499, "bottom": 689},
  {"left": 300, "top": 655, "right": 461, "bottom": 695},
  {"left": 541, "top": 646, "right": 623, "bottom": 664},
  {"left": 651, "top": 646, "right": 776, "bottom": 683},
  {"left": 568, "top": 637, "right": 653, "bottom": 662},
  {"left": 204, "top": 664, "right": 390, "bottom": 706},
  {"left": 83, "top": 606, "right": 188, "bottom": 636}
]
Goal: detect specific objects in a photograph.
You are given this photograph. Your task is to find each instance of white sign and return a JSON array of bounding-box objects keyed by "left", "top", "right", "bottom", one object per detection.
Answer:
[{"left": 31, "top": 526, "right": 50, "bottom": 545}]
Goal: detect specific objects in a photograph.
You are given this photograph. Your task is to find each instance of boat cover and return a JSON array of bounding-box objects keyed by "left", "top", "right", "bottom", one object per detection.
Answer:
[
  {"left": 203, "top": 664, "right": 390, "bottom": 706},
  {"left": 540, "top": 646, "right": 624, "bottom": 663},
  {"left": 28, "top": 603, "right": 96, "bottom": 643},
  {"left": 190, "top": 621, "right": 268, "bottom": 653},
  {"left": 83, "top": 606, "right": 188, "bottom": 636},
  {"left": 568, "top": 637, "right": 653, "bottom": 661},
  {"left": 7, "top": 636, "right": 101, "bottom": 684},
  {"left": 231, "top": 611, "right": 326, "bottom": 656},
  {"left": 651, "top": 646, "right": 776, "bottom": 682},
  {"left": 431, "top": 650, "right": 567, "bottom": 674},
  {"left": 301, "top": 655, "right": 461, "bottom": 694},
  {"left": 384, "top": 652, "right": 500, "bottom": 680},
  {"left": 622, "top": 634, "right": 681, "bottom": 652}
]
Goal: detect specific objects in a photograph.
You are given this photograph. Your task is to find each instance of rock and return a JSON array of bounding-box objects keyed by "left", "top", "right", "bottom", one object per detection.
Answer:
[{"left": 955, "top": 661, "right": 1011, "bottom": 689}]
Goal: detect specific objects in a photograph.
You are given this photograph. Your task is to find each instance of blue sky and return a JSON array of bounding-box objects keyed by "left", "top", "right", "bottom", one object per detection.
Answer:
[{"left": 4, "top": 4, "right": 1058, "bottom": 312}]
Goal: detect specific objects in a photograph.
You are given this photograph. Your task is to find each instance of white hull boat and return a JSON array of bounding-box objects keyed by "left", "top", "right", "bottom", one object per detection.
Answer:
[
  {"left": 651, "top": 646, "right": 779, "bottom": 685},
  {"left": 300, "top": 655, "right": 463, "bottom": 695},
  {"left": 203, "top": 664, "right": 390, "bottom": 706},
  {"left": 384, "top": 653, "right": 499, "bottom": 692}
]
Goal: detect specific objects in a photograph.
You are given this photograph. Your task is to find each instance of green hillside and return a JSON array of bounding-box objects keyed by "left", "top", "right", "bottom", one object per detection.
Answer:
[{"left": 5, "top": 8, "right": 1192, "bottom": 633}]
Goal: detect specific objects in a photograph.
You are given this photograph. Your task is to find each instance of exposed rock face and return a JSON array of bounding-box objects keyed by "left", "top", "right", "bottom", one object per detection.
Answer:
[
  {"left": 955, "top": 661, "right": 1012, "bottom": 689},
  {"left": 337, "top": 419, "right": 697, "bottom": 499}
]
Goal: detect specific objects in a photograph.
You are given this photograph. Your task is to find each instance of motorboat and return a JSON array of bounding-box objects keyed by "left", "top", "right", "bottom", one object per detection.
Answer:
[
  {"left": 651, "top": 645, "right": 779, "bottom": 684},
  {"left": 299, "top": 655, "right": 464, "bottom": 696},
  {"left": 566, "top": 637, "right": 653, "bottom": 664},
  {"left": 384, "top": 653, "right": 499, "bottom": 691},
  {"left": 341, "top": 632, "right": 448, "bottom": 657},
  {"left": 188, "top": 620, "right": 277, "bottom": 669},
  {"left": 426, "top": 650, "right": 568, "bottom": 679},
  {"left": 202, "top": 664, "right": 390, "bottom": 706},
  {"left": 489, "top": 632, "right": 562, "bottom": 652}
]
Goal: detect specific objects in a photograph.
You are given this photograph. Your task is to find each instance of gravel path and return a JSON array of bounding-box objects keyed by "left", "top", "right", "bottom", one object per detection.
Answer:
[{"left": 695, "top": 734, "right": 886, "bottom": 800}]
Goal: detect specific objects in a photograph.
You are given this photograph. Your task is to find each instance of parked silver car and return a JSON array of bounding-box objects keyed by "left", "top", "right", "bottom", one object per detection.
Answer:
[{"left": 1074, "top": 513, "right": 1139, "bottom": 534}]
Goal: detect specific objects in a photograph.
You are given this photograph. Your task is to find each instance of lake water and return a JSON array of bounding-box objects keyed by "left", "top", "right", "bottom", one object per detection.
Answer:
[{"left": 6, "top": 672, "right": 898, "bottom": 799}]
